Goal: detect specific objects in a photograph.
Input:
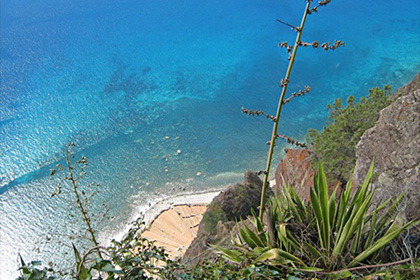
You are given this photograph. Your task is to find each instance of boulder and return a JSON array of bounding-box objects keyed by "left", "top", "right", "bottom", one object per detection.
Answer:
[
  {"left": 353, "top": 73, "right": 420, "bottom": 224},
  {"left": 274, "top": 148, "right": 340, "bottom": 201},
  {"left": 275, "top": 148, "right": 314, "bottom": 201}
]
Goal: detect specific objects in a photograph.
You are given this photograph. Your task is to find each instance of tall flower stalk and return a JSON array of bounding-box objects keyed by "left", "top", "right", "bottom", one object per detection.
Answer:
[
  {"left": 258, "top": 0, "right": 311, "bottom": 220},
  {"left": 248, "top": 0, "right": 342, "bottom": 220}
]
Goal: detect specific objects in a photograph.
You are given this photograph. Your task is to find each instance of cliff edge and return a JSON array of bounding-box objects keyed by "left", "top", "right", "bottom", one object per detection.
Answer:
[{"left": 352, "top": 73, "right": 420, "bottom": 224}]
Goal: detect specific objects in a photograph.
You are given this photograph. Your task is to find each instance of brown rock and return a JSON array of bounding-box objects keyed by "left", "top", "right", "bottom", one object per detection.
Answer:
[
  {"left": 275, "top": 148, "right": 314, "bottom": 201},
  {"left": 353, "top": 72, "right": 420, "bottom": 225},
  {"left": 274, "top": 148, "right": 340, "bottom": 201},
  {"left": 390, "top": 72, "right": 420, "bottom": 100}
]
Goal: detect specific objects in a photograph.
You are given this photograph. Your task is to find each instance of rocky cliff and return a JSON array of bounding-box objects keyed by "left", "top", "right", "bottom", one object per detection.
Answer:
[
  {"left": 182, "top": 171, "right": 273, "bottom": 267},
  {"left": 274, "top": 148, "right": 314, "bottom": 201},
  {"left": 352, "top": 73, "right": 420, "bottom": 223},
  {"left": 274, "top": 148, "right": 340, "bottom": 201}
]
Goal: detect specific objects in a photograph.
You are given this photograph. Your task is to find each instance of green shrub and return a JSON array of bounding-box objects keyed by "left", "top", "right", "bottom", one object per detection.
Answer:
[
  {"left": 202, "top": 204, "right": 228, "bottom": 233},
  {"left": 216, "top": 162, "right": 419, "bottom": 279},
  {"left": 307, "top": 86, "right": 392, "bottom": 184}
]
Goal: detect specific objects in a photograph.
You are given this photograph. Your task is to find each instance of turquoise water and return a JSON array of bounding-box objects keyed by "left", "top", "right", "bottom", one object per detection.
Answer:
[{"left": 1, "top": 0, "right": 419, "bottom": 278}]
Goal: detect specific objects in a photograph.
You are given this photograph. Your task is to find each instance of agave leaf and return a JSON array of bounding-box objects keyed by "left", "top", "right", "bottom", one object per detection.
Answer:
[
  {"left": 302, "top": 241, "right": 321, "bottom": 259},
  {"left": 254, "top": 248, "right": 304, "bottom": 266},
  {"left": 285, "top": 185, "right": 303, "bottom": 223},
  {"left": 291, "top": 187, "right": 307, "bottom": 219},
  {"left": 328, "top": 185, "right": 338, "bottom": 229},
  {"left": 285, "top": 229, "right": 302, "bottom": 251},
  {"left": 333, "top": 190, "right": 374, "bottom": 256},
  {"left": 317, "top": 162, "right": 331, "bottom": 250},
  {"left": 337, "top": 178, "right": 353, "bottom": 230},
  {"left": 310, "top": 187, "right": 325, "bottom": 249},
  {"left": 363, "top": 208, "right": 378, "bottom": 251},
  {"left": 251, "top": 208, "right": 264, "bottom": 233},
  {"left": 73, "top": 243, "right": 89, "bottom": 280},
  {"left": 330, "top": 270, "right": 352, "bottom": 279},
  {"left": 375, "top": 196, "right": 394, "bottom": 212},
  {"left": 18, "top": 254, "right": 26, "bottom": 267},
  {"left": 375, "top": 192, "right": 405, "bottom": 231},
  {"left": 297, "top": 267, "right": 324, "bottom": 272},
  {"left": 355, "top": 163, "right": 374, "bottom": 211},
  {"left": 349, "top": 220, "right": 420, "bottom": 267},
  {"left": 18, "top": 254, "right": 30, "bottom": 276},
  {"left": 216, "top": 246, "right": 243, "bottom": 264},
  {"left": 238, "top": 224, "right": 258, "bottom": 248},
  {"left": 241, "top": 220, "right": 265, "bottom": 248}
]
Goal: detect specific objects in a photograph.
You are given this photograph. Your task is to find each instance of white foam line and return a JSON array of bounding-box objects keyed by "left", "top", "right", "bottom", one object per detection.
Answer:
[{"left": 107, "top": 189, "right": 222, "bottom": 243}]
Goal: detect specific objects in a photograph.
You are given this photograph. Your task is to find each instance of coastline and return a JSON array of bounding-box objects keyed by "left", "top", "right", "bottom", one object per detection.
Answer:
[
  {"left": 142, "top": 190, "right": 221, "bottom": 228},
  {"left": 111, "top": 178, "right": 276, "bottom": 245},
  {"left": 141, "top": 178, "right": 276, "bottom": 230}
]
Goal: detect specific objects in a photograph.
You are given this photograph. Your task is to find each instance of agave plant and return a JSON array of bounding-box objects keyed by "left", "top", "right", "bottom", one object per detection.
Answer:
[{"left": 217, "top": 162, "right": 419, "bottom": 277}]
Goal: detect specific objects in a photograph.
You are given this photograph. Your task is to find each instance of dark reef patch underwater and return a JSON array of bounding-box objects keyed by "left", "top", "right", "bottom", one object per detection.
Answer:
[{"left": 1, "top": 0, "right": 419, "bottom": 278}]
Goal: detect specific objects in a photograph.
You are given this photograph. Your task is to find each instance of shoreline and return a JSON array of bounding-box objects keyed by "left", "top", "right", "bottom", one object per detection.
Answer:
[
  {"left": 142, "top": 178, "right": 276, "bottom": 229},
  {"left": 112, "top": 178, "right": 276, "bottom": 244},
  {"left": 142, "top": 190, "right": 222, "bottom": 228}
]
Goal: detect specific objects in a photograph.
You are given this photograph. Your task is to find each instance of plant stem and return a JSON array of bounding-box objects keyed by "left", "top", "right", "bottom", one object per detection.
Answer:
[
  {"left": 313, "top": 258, "right": 412, "bottom": 275},
  {"left": 66, "top": 150, "right": 103, "bottom": 259},
  {"left": 259, "top": 1, "right": 311, "bottom": 220}
]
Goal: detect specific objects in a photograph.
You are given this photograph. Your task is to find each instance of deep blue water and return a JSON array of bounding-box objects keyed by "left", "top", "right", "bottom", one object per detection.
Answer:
[{"left": 1, "top": 0, "right": 419, "bottom": 278}]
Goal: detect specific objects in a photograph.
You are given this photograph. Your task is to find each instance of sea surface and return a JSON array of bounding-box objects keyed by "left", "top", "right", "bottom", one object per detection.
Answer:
[{"left": 1, "top": 0, "right": 419, "bottom": 278}]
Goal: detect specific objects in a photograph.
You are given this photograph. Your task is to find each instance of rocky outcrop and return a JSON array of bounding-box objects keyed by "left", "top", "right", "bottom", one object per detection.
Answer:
[
  {"left": 275, "top": 149, "right": 314, "bottom": 201},
  {"left": 390, "top": 72, "right": 420, "bottom": 100},
  {"left": 353, "top": 74, "right": 420, "bottom": 224},
  {"left": 182, "top": 171, "right": 273, "bottom": 267},
  {"left": 274, "top": 148, "right": 341, "bottom": 201}
]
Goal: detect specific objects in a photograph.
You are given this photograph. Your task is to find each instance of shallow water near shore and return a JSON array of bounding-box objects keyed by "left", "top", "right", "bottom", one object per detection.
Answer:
[{"left": 1, "top": 0, "right": 419, "bottom": 278}]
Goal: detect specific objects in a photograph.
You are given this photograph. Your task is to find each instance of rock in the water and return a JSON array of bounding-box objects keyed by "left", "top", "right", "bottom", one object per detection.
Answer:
[{"left": 353, "top": 73, "right": 420, "bottom": 224}]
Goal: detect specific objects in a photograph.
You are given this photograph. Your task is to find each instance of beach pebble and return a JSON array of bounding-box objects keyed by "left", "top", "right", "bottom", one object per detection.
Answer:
[
  {"left": 196, "top": 172, "right": 202, "bottom": 177},
  {"left": 165, "top": 136, "right": 170, "bottom": 140}
]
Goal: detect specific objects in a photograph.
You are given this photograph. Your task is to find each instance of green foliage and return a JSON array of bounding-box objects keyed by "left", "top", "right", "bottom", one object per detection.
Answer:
[
  {"left": 17, "top": 255, "right": 56, "bottom": 280},
  {"left": 307, "top": 86, "right": 392, "bottom": 184},
  {"left": 202, "top": 204, "right": 227, "bottom": 233},
  {"left": 216, "top": 162, "right": 419, "bottom": 278}
]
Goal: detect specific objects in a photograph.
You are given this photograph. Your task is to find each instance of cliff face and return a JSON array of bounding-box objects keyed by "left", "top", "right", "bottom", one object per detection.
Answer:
[
  {"left": 353, "top": 74, "right": 420, "bottom": 223},
  {"left": 274, "top": 148, "right": 340, "bottom": 201},
  {"left": 274, "top": 149, "right": 314, "bottom": 201},
  {"left": 182, "top": 171, "right": 273, "bottom": 267}
]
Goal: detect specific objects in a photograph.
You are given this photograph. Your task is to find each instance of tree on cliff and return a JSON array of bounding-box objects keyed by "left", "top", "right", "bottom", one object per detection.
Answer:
[{"left": 306, "top": 86, "right": 392, "bottom": 185}]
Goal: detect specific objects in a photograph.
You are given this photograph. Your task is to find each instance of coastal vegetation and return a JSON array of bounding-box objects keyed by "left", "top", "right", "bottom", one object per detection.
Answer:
[
  {"left": 217, "top": 163, "right": 419, "bottom": 279},
  {"left": 306, "top": 86, "right": 392, "bottom": 185},
  {"left": 16, "top": 1, "right": 419, "bottom": 279}
]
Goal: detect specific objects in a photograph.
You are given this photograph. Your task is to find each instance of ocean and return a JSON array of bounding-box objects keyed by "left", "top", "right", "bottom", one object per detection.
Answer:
[{"left": 1, "top": 0, "right": 419, "bottom": 278}]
